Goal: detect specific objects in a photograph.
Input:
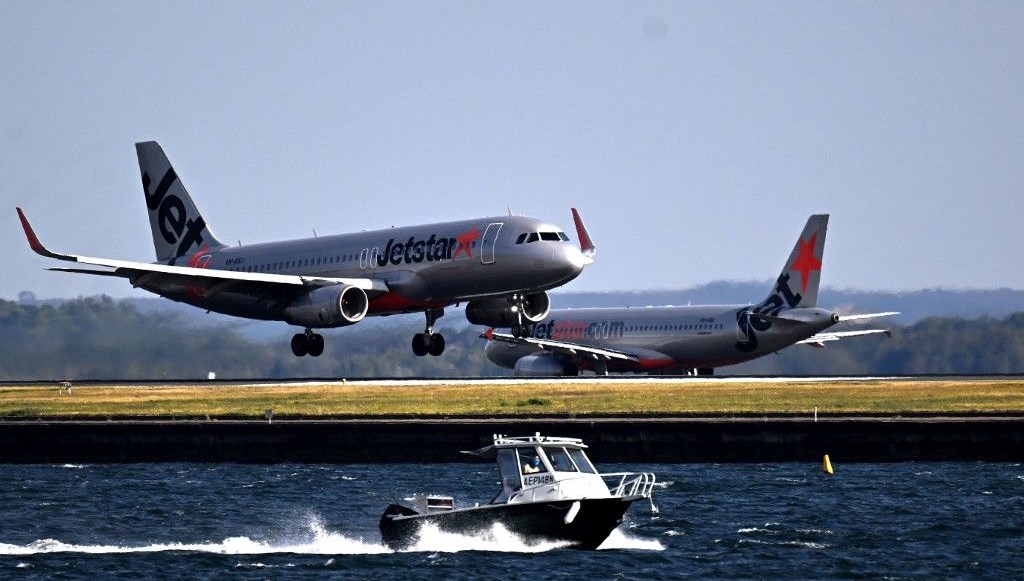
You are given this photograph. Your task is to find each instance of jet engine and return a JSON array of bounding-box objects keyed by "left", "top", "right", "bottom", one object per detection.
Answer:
[
  {"left": 465, "top": 292, "right": 551, "bottom": 328},
  {"left": 513, "top": 353, "right": 579, "bottom": 377},
  {"left": 283, "top": 284, "right": 369, "bottom": 328}
]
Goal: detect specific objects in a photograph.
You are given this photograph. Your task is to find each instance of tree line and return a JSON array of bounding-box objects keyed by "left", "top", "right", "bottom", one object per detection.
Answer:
[{"left": 1, "top": 296, "right": 1022, "bottom": 380}]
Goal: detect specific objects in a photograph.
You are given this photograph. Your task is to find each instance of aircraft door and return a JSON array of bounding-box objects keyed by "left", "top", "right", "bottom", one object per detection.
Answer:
[{"left": 481, "top": 222, "right": 503, "bottom": 265}]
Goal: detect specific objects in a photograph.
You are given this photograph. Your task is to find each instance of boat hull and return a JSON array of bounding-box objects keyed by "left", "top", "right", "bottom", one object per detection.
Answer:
[{"left": 379, "top": 496, "right": 637, "bottom": 550}]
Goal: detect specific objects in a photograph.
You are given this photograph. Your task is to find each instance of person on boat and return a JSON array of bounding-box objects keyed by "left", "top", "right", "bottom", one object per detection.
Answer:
[{"left": 522, "top": 455, "right": 542, "bottom": 474}]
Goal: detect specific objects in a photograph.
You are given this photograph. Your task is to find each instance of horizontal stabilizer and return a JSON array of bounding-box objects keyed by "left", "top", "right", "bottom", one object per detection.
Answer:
[
  {"left": 798, "top": 329, "right": 892, "bottom": 348},
  {"left": 837, "top": 312, "right": 900, "bottom": 322}
]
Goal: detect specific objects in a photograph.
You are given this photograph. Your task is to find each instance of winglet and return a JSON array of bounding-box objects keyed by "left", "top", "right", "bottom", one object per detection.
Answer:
[
  {"left": 483, "top": 327, "right": 495, "bottom": 341},
  {"left": 16, "top": 207, "right": 73, "bottom": 261},
  {"left": 571, "top": 208, "right": 595, "bottom": 257}
]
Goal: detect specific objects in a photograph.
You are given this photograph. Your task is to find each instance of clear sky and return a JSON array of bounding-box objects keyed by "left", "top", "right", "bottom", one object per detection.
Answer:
[{"left": 2, "top": 2, "right": 1021, "bottom": 300}]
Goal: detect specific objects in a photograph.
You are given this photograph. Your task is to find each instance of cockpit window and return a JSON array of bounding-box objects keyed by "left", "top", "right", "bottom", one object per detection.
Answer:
[
  {"left": 515, "top": 233, "right": 528, "bottom": 245},
  {"left": 558, "top": 232, "right": 570, "bottom": 241},
  {"left": 526, "top": 233, "right": 540, "bottom": 243},
  {"left": 540, "top": 232, "right": 560, "bottom": 241}
]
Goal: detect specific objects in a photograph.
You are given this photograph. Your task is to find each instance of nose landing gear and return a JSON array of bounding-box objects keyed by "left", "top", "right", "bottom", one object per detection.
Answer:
[{"left": 291, "top": 329, "right": 325, "bottom": 357}]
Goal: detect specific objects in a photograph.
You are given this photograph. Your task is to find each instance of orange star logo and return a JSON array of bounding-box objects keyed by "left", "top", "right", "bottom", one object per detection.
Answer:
[
  {"left": 790, "top": 234, "right": 822, "bottom": 292},
  {"left": 452, "top": 226, "right": 481, "bottom": 259}
]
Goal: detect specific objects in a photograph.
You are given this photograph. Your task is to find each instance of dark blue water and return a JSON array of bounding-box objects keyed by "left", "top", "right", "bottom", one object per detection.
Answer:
[{"left": 1, "top": 462, "right": 1023, "bottom": 579}]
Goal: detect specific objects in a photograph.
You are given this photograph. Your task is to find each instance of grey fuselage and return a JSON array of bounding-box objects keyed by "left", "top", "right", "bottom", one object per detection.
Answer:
[
  {"left": 135, "top": 215, "right": 586, "bottom": 323},
  {"left": 485, "top": 305, "right": 840, "bottom": 373}
]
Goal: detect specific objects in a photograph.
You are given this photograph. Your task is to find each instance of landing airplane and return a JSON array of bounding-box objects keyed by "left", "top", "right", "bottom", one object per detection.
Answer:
[
  {"left": 18, "top": 141, "right": 595, "bottom": 358},
  {"left": 482, "top": 214, "right": 896, "bottom": 376}
]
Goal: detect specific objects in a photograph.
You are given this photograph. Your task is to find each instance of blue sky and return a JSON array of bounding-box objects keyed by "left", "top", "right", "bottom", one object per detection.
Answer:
[{"left": 2, "top": 2, "right": 1021, "bottom": 300}]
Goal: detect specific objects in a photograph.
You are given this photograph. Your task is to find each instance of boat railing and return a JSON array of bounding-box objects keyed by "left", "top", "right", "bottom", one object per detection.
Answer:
[{"left": 601, "top": 472, "right": 657, "bottom": 498}]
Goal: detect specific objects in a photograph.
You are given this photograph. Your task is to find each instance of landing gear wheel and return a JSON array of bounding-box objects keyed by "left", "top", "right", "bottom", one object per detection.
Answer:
[
  {"left": 427, "top": 334, "right": 445, "bottom": 356},
  {"left": 413, "top": 308, "right": 446, "bottom": 357},
  {"left": 412, "top": 333, "right": 428, "bottom": 357},
  {"left": 307, "top": 333, "right": 325, "bottom": 357},
  {"left": 511, "top": 323, "right": 524, "bottom": 338},
  {"left": 291, "top": 334, "right": 308, "bottom": 357}
]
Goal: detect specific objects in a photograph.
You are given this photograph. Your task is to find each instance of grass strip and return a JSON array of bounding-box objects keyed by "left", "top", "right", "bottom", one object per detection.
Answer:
[{"left": 2, "top": 379, "right": 1024, "bottom": 418}]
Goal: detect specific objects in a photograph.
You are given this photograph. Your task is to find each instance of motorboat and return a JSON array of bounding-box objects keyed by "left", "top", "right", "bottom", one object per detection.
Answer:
[{"left": 379, "top": 433, "right": 656, "bottom": 550}]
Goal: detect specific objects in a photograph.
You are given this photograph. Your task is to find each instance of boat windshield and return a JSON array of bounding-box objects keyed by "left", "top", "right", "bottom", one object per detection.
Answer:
[
  {"left": 568, "top": 448, "right": 597, "bottom": 474},
  {"left": 546, "top": 447, "right": 578, "bottom": 472}
]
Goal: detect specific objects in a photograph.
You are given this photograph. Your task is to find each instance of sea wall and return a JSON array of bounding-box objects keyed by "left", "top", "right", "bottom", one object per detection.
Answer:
[{"left": 2, "top": 416, "right": 1023, "bottom": 463}]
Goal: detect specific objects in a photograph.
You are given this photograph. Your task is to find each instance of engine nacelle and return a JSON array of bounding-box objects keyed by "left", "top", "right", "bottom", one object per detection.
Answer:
[
  {"left": 465, "top": 292, "right": 551, "bottom": 327},
  {"left": 283, "top": 284, "right": 369, "bottom": 328},
  {"left": 513, "top": 353, "right": 578, "bottom": 377}
]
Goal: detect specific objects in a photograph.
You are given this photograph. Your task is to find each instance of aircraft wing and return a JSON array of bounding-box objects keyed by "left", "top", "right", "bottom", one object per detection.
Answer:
[
  {"left": 480, "top": 328, "right": 639, "bottom": 362},
  {"left": 798, "top": 329, "right": 893, "bottom": 348},
  {"left": 17, "top": 208, "right": 389, "bottom": 295}
]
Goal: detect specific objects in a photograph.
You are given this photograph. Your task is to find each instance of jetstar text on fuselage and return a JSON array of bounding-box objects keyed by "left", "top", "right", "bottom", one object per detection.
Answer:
[
  {"left": 374, "top": 234, "right": 458, "bottom": 266},
  {"left": 375, "top": 233, "right": 467, "bottom": 267},
  {"left": 531, "top": 319, "right": 626, "bottom": 341}
]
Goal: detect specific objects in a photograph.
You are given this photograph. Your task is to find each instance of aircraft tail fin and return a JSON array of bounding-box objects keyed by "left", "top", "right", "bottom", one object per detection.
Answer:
[
  {"left": 763, "top": 214, "right": 828, "bottom": 309},
  {"left": 136, "top": 141, "right": 226, "bottom": 263}
]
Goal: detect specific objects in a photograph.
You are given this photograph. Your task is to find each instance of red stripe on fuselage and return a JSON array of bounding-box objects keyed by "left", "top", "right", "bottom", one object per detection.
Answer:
[{"left": 367, "top": 293, "right": 451, "bottom": 315}]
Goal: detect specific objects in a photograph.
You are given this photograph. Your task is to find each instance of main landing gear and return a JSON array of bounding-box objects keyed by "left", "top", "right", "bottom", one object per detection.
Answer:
[
  {"left": 412, "top": 308, "right": 445, "bottom": 357},
  {"left": 291, "top": 329, "right": 325, "bottom": 357}
]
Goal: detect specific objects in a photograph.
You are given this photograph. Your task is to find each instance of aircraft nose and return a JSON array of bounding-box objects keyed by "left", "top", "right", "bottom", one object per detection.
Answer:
[{"left": 558, "top": 244, "right": 588, "bottom": 277}]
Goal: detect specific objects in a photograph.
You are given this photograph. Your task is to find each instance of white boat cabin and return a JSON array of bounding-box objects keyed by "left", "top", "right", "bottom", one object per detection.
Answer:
[{"left": 467, "top": 433, "right": 650, "bottom": 505}]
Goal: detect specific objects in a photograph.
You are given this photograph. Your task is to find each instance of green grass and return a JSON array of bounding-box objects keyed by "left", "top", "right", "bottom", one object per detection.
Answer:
[{"left": 1, "top": 379, "right": 1024, "bottom": 419}]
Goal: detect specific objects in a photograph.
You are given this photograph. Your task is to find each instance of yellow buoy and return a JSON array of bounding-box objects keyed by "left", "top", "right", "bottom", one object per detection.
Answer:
[{"left": 823, "top": 454, "right": 834, "bottom": 475}]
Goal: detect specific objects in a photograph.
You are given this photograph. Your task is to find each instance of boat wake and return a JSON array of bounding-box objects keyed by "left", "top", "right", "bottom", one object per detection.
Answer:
[
  {"left": 597, "top": 528, "right": 665, "bottom": 551},
  {"left": 400, "top": 523, "right": 663, "bottom": 553},
  {"left": 0, "top": 518, "right": 661, "bottom": 557},
  {"left": 402, "top": 522, "right": 572, "bottom": 553},
  {"left": 0, "top": 517, "right": 388, "bottom": 556}
]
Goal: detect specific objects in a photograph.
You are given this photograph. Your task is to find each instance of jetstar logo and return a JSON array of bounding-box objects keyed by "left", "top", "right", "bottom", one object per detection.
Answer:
[
  {"left": 452, "top": 226, "right": 480, "bottom": 259},
  {"left": 531, "top": 319, "right": 626, "bottom": 341},
  {"left": 790, "top": 233, "right": 822, "bottom": 293},
  {"left": 142, "top": 168, "right": 207, "bottom": 262},
  {"left": 734, "top": 272, "right": 803, "bottom": 353},
  {"left": 734, "top": 231, "right": 821, "bottom": 353},
  {"left": 376, "top": 226, "right": 481, "bottom": 267}
]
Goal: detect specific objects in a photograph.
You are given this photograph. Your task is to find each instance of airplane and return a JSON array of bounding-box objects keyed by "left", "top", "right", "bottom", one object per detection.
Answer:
[
  {"left": 482, "top": 214, "right": 897, "bottom": 376},
  {"left": 17, "top": 141, "right": 595, "bottom": 358}
]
